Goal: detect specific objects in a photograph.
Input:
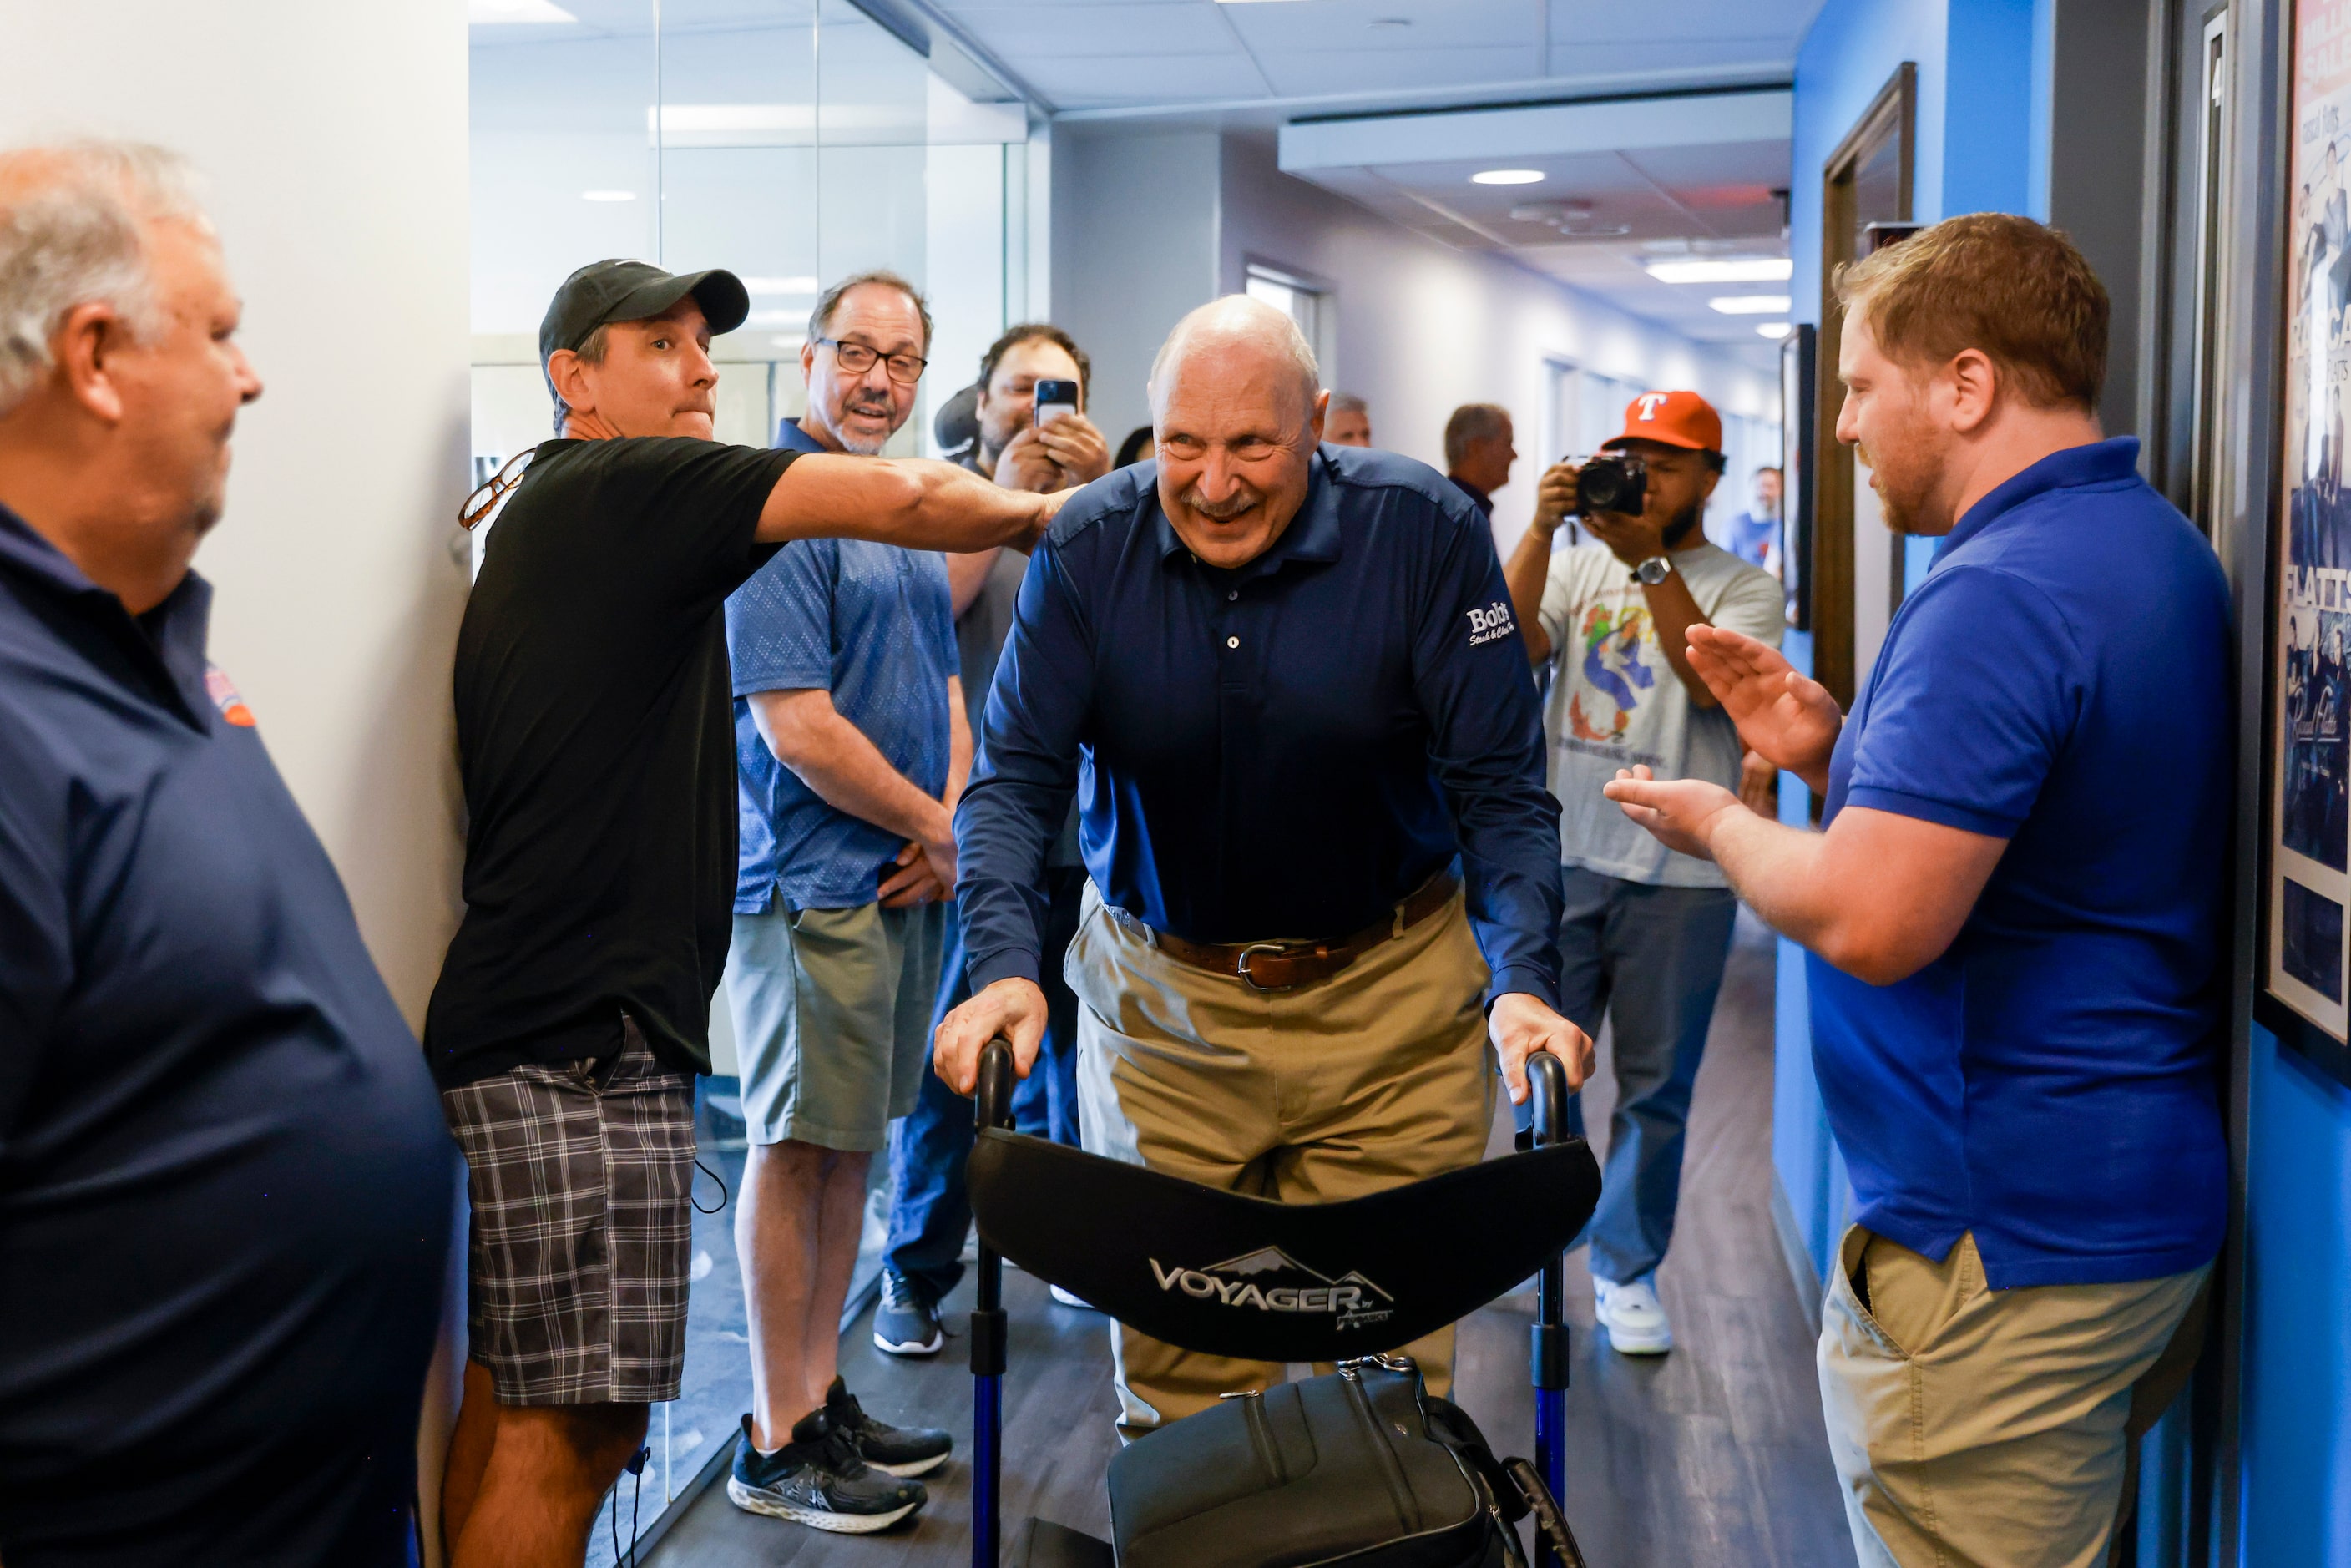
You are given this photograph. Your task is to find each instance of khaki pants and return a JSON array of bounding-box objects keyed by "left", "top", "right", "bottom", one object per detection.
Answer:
[
  {"left": 1819, "top": 1225, "right": 2212, "bottom": 1568},
  {"left": 1065, "top": 880, "right": 1495, "bottom": 1438}
]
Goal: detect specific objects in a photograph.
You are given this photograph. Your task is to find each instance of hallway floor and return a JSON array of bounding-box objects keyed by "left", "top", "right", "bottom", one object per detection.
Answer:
[{"left": 640, "top": 913, "right": 1854, "bottom": 1567}]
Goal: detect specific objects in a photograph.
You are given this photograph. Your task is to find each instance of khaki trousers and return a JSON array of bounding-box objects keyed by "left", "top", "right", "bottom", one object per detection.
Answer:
[
  {"left": 1064, "top": 880, "right": 1496, "bottom": 1438},
  {"left": 1819, "top": 1225, "right": 2212, "bottom": 1568}
]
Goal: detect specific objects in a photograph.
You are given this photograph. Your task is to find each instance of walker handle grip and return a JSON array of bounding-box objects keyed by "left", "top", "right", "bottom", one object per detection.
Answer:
[
  {"left": 1529, "top": 1051, "right": 1569, "bottom": 1149},
  {"left": 976, "top": 1036, "right": 1016, "bottom": 1133}
]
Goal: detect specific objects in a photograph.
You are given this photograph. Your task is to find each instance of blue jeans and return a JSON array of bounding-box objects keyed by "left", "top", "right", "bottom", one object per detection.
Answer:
[
  {"left": 882, "top": 866, "right": 1086, "bottom": 1305},
  {"left": 1524, "top": 865, "right": 1737, "bottom": 1286}
]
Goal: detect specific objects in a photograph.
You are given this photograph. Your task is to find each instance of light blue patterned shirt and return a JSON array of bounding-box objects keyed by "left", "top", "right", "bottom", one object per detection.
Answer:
[{"left": 726, "top": 424, "right": 956, "bottom": 911}]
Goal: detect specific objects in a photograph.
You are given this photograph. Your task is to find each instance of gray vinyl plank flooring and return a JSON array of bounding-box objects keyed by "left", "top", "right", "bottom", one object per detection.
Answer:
[{"left": 645, "top": 911, "right": 1854, "bottom": 1568}]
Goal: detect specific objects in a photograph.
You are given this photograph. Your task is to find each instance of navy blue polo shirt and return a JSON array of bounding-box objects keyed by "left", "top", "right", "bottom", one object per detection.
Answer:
[
  {"left": 730, "top": 422, "right": 958, "bottom": 910},
  {"left": 1813, "top": 438, "right": 2230, "bottom": 1288},
  {"left": 0, "top": 507, "right": 454, "bottom": 1565},
  {"left": 957, "top": 446, "right": 1562, "bottom": 1006}
]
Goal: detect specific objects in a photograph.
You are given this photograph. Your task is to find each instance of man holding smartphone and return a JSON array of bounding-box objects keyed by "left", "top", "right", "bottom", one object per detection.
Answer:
[
  {"left": 877, "top": 323, "right": 1110, "bottom": 1358},
  {"left": 718, "top": 269, "right": 963, "bottom": 1534}
]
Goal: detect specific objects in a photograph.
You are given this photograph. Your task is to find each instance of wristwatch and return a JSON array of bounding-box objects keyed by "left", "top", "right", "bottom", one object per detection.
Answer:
[{"left": 1631, "top": 555, "right": 1673, "bottom": 586}]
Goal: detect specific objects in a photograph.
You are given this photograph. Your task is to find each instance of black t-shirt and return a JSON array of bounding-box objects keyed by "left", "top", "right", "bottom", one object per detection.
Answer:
[{"left": 425, "top": 436, "right": 796, "bottom": 1088}]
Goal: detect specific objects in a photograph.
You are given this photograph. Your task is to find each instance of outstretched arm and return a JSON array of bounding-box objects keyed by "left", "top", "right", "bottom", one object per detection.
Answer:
[
  {"left": 759, "top": 453, "right": 1068, "bottom": 552},
  {"left": 1602, "top": 767, "right": 2005, "bottom": 984}
]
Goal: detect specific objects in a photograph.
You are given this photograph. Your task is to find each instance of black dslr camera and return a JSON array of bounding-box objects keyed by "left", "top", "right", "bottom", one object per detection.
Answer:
[{"left": 1573, "top": 451, "right": 1647, "bottom": 517}]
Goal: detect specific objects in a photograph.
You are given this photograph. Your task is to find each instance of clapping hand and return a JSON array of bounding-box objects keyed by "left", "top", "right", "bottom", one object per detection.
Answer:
[{"left": 1684, "top": 625, "right": 1842, "bottom": 792}]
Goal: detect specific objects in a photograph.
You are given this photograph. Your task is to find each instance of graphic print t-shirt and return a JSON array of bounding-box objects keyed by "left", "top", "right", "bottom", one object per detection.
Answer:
[{"left": 1538, "top": 540, "right": 1785, "bottom": 887}]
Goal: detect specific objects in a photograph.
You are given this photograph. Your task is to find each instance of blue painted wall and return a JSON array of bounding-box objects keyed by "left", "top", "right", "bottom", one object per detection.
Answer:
[{"left": 2238, "top": 1024, "right": 2351, "bottom": 1564}]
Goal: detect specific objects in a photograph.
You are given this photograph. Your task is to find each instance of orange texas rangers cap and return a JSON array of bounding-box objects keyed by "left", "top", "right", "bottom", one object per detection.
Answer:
[{"left": 1602, "top": 389, "right": 1723, "bottom": 454}]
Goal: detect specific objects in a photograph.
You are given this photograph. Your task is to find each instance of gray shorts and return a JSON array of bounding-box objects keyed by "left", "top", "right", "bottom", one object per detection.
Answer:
[
  {"left": 726, "top": 899, "right": 943, "bottom": 1151},
  {"left": 439, "top": 1017, "right": 695, "bottom": 1406}
]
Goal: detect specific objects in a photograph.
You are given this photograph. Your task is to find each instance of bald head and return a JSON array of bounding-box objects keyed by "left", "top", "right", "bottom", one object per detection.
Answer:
[
  {"left": 1148, "top": 295, "right": 1329, "bottom": 570},
  {"left": 1148, "top": 295, "right": 1319, "bottom": 421}
]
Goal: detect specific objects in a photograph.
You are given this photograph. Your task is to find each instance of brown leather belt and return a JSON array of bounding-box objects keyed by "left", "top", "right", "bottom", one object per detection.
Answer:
[{"left": 1113, "top": 873, "right": 1461, "bottom": 993}]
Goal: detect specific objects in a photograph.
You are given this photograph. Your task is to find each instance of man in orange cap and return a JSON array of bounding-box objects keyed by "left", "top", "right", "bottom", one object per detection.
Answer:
[{"left": 1499, "top": 388, "right": 1784, "bottom": 1358}]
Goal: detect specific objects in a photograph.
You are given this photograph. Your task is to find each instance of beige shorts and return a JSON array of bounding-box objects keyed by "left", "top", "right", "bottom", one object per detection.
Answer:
[{"left": 725, "top": 899, "right": 944, "bottom": 1151}]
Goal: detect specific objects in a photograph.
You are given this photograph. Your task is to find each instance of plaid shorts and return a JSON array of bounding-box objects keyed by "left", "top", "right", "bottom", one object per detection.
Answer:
[{"left": 440, "top": 1017, "right": 696, "bottom": 1406}]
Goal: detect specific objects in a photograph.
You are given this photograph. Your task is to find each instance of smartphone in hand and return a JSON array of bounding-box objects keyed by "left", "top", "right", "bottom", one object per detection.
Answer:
[{"left": 1033, "top": 378, "right": 1078, "bottom": 427}]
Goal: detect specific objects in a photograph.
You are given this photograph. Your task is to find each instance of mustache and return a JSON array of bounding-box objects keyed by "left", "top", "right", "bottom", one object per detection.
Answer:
[{"left": 1179, "top": 482, "right": 1262, "bottom": 521}]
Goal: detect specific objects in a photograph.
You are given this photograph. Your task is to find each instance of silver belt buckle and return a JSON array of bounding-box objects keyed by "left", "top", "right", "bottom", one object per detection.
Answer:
[{"left": 1235, "top": 941, "right": 1297, "bottom": 993}]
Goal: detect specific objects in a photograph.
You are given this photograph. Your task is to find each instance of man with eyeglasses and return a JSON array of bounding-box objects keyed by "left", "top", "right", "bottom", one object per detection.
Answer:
[
  {"left": 720, "top": 269, "right": 963, "bottom": 1535},
  {"left": 427, "top": 259, "right": 1054, "bottom": 1568}
]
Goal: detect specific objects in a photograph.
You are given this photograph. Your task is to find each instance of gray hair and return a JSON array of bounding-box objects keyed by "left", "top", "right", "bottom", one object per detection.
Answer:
[
  {"left": 0, "top": 139, "right": 210, "bottom": 419},
  {"left": 1329, "top": 391, "right": 1368, "bottom": 417},
  {"left": 1148, "top": 296, "right": 1319, "bottom": 417},
  {"left": 1443, "top": 402, "right": 1511, "bottom": 469},
  {"left": 809, "top": 268, "right": 933, "bottom": 352}
]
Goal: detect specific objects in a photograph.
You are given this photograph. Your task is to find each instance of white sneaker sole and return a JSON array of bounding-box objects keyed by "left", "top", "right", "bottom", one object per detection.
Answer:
[
  {"left": 1598, "top": 1318, "right": 1674, "bottom": 1355},
  {"left": 867, "top": 1450, "right": 949, "bottom": 1478},
  {"left": 1049, "top": 1286, "right": 1097, "bottom": 1311},
  {"left": 727, "top": 1477, "right": 921, "bottom": 1533},
  {"left": 872, "top": 1327, "right": 943, "bottom": 1358}
]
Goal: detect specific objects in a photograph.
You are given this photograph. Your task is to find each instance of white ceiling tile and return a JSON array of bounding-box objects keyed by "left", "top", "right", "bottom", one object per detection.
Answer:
[
  {"left": 948, "top": 3, "right": 1241, "bottom": 58},
  {"left": 1014, "top": 50, "right": 1267, "bottom": 108},
  {"left": 1221, "top": 0, "right": 1542, "bottom": 53},
  {"left": 1256, "top": 43, "right": 1543, "bottom": 98},
  {"left": 1543, "top": 38, "right": 1797, "bottom": 78},
  {"left": 1546, "top": 0, "right": 1818, "bottom": 44}
]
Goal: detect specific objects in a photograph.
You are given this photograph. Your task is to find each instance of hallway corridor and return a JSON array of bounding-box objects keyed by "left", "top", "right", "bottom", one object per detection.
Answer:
[{"left": 643, "top": 913, "right": 1853, "bottom": 1567}]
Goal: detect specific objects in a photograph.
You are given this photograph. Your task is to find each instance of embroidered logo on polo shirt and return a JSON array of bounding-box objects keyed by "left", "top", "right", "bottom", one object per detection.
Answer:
[
  {"left": 205, "top": 664, "right": 257, "bottom": 727},
  {"left": 1466, "top": 599, "right": 1517, "bottom": 645}
]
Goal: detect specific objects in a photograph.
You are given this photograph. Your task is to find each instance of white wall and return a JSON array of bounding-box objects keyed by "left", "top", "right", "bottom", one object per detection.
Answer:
[
  {"left": 1216, "top": 132, "right": 1780, "bottom": 557},
  {"left": 1050, "top": 129, "right": 1223, "bottom": 448},
  {"left": 0, "top": 0, "right": 472, "bottom": 1553}
]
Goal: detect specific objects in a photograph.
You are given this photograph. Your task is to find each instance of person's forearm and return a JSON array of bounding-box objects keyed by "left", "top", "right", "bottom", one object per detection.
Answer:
[
  {"left": 1641, "top": 568, "right": 1717, "bottom": 707},
  {"left": 945, "top": 680, "right": 973, "bottom": 811},
  {"left": 752, "top": 692, "right": 948, "bottom": 845},
  {"left": 948, "top": 549, "right": 1001, "bottom": 618},
  {"left": 761, "top": 454, "right": 1058, "bottom": 551},
  {"left": 1502, "top": 522, "right": 1555, "bottom": 665},
  {"left": 1705, "top": 807, "right": 1843, "bottom": 953}
]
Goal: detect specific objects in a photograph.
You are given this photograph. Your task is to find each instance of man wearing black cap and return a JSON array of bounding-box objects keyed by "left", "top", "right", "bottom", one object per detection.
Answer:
[{"left": 426, "top": 260, "right": 1059, "bottom": 1568}]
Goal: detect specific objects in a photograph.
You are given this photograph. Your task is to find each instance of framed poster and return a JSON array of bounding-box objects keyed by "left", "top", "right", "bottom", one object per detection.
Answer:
[
  {"left": 1780, "top": 323, "right": 1815, "bottom": 630},
  {"left": 2261, "top": 0, "right": 2351, "bottom": 1081}
]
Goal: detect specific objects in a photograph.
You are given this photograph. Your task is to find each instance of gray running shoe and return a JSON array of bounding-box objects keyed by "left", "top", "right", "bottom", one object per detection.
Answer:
[
  {"left": 726, "top": 1409, "right": 925, "bottom": 1534},
  {"left": 826, "top": 1375, "right": 953, "bottom": 1478},
  {"left": 872, "top": 1268, "right": 944, "bottom": 1357}
]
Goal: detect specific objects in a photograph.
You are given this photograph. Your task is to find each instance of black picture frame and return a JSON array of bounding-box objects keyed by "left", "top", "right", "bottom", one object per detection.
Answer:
[
  {"left": 2255, "top": 0, "right": 2351, "bottom": 1086},
  {"left": 1780, "top": 323, "right": 1816, "bottom": 631}
]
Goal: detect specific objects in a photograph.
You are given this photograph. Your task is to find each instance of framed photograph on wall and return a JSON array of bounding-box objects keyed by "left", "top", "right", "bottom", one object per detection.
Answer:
[
  {"left": 1780, "top": 323, "right": 1816, "bottom": 630},
  {"left": 2257, "top": 0, "right": 2351, "bottom": 1084}
]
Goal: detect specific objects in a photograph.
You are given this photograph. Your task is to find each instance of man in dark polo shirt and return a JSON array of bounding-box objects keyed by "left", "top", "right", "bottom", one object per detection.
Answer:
[
  {"left": 0, "top": 140, "right": 454, "bottom": 1566},
  {"left": 1607, "top": 215, "right": 2228, "bottom": 1566},
  {"left": 426, "top": 259, "right": 1059, "bottom": 1568},
  {"left": 936, "top": 296, "right": 1594, "bottom": 1436}
]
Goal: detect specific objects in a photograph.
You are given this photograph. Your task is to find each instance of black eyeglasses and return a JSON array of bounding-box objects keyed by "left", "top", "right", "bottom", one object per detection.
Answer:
[{"left": 816, "top": 336, "right": 928, "bottom": 385}]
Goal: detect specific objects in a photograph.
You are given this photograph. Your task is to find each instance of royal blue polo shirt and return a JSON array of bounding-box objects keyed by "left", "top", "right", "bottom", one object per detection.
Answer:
[
  {"left": 0, "top": 506, "right": 454, "bottom": 1563},
  {"left": 727, "top": 421, "right": 957, "bottom": 911},
  {"left": 956, "top": 446, "right": 1563, "bottom": 1007},
  {"left": 1813, "top": 437, "right": 2230, "bottom": 1288}
]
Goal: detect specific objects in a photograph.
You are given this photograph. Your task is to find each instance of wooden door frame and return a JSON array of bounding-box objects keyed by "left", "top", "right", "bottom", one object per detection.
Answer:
[{"left": 1813, "top": 62, "right": 1917, "bottom": 708}]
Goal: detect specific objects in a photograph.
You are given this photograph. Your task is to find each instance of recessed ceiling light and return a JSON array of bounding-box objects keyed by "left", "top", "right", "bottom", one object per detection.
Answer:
[
  {"left": 1755, "top": 321, "right": 1794, "bottom": 339},
  {"left": 469, "top": 0, "right": 575, "bottom": 22},
  {"left": 1472, "top": 169, "right": 1545, "bottom": 186},
  {"left": 581, "top": 190, "right": 637, "bottom": 202},
  {"left": 1646, "top": 257, "right": 1792, "bottom": 283},
  {"left": 743, "top": 276, "right": 821, "bottom": 295},
  {"left": 1709, "top": 295, "right": 1793, "bottom": 315}
]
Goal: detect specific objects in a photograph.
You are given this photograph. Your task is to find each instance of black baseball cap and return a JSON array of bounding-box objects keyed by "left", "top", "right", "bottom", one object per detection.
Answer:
[{"left": 538, "top": 258, "right": 751, "bottom": 394}]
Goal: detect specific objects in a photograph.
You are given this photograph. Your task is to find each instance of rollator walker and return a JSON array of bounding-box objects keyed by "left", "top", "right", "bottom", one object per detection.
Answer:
[{"left": 963, "top": 1039, "right": 1603, "bottom": 1568}]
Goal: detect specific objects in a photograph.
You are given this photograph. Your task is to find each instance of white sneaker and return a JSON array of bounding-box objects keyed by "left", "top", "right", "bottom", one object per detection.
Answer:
[
  {"left": 1593, "top": 1275, "right": 1673, "bottom": 1355},
  {"left": 1049, "top": 1284, "right": 1097, "bottom": 1310}
]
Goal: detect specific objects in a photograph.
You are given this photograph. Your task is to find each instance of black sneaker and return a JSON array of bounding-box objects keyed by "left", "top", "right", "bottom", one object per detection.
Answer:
[
  {"left": 726, "top": 1409, "right": 926, "bottom": 1534},
  {"left": 872, "top": 1269, "right": 943, "bottom": 1357},
  {"left": 827, "top": 1375, "right": 953, "bottom": 1478}
]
